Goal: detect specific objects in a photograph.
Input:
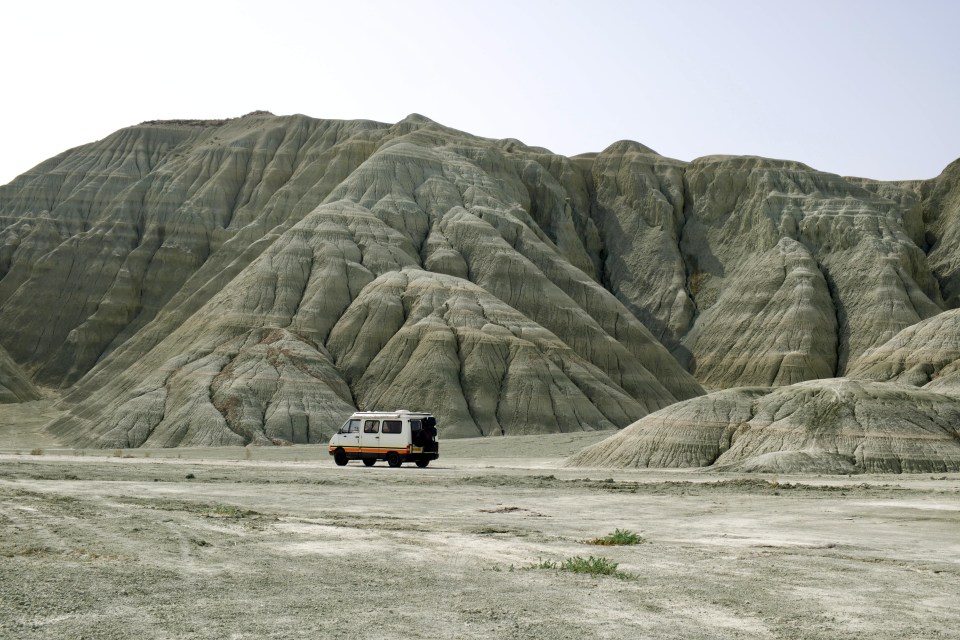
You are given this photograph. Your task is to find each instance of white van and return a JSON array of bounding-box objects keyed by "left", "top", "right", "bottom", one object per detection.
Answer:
[{"left": 328, "top": 410, "right": 439, "bottom": 468}]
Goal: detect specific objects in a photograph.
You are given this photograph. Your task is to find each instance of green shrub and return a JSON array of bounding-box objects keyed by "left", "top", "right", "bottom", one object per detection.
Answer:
[
  {"left": 530, "top": 555, "right": 634, "bottom": 579},
  {"left": 586, "top": 528, "right": 645, "bottom": 546},
  {"left": 561, "top": 555, "right": 621, "bottom": 575}
]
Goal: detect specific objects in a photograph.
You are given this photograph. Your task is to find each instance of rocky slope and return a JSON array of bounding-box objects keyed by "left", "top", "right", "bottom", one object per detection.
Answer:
[
  {"left": 847, "top": 309, "right": 960, "bottom": 392},
  {"left": 567, "top": 379, "right": 960, "bottom": 474},
  {"left": 16, "top": 113, "right": 700, "bottom": 447},
  {"left": 0, "top": 344, "right": 40, "bottom": 403},
  {"left": 566, "top": 156, "right": 960, "bottom": 473},
  {"left": 0, "top": 111, "right": 958, "bottom": 451}
]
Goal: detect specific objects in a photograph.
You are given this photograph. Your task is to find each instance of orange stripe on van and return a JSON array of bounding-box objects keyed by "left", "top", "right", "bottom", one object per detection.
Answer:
[{"left": 329, "top": 446, "right": 411, "bottom": 454}]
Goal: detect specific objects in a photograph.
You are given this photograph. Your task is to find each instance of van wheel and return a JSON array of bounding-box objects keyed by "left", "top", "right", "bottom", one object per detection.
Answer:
[
  {"left": 386, "top": 452, "right": 402, "bottom": 468},
  {"left": 363, "top": 458, "right": 376, "bottom": 467},
  {"left": 415, "top": 460, "right": 430, "bottom": 468},
  {"left": 333, "top": 449, "right": 348, "bottom": 466}
]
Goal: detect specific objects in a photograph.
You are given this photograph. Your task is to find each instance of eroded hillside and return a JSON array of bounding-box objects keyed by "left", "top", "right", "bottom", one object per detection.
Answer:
[{"left": 1, "top": 111, "right": 957, "bottom": 449}]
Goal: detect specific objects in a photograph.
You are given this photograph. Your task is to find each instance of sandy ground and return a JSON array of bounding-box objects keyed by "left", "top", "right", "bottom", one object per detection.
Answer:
[{"left": 2, "top": 401, "right": 960, "bottom": 639}]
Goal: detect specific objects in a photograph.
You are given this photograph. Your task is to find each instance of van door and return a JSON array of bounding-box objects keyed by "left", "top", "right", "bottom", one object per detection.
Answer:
[
  {"left": 359, "top": 419, "right": 381, "bottom": 454},
  {"left": 379, "top": 419, "right": 406, "bottom": 452},
  {"left": 336, "top": 418, "right": 361, "bottom": 453}
]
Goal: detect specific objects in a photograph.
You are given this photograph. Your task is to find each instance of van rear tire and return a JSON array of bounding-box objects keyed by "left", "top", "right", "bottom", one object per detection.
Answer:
[
  {"left": 333, "top": 449, "right": 348, "bottom": 466},
  {"left": 363, "top": 458, "right": 376, "bottom": 467},
  {"left": 415, "top": 460, "right": 430, "bottom": 468},
  {"left": 386, "top": 452, "right": 402, "bottom": 468}
]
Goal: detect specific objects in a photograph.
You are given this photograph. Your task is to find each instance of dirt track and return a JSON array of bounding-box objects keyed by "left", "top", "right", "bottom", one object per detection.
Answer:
[{"left": 2, "top": 440, "right": 959, "bottom": 639}]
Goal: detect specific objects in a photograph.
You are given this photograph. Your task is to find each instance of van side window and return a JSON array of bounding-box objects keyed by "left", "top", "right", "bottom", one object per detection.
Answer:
[
  {"left": 382, "top": 420, "right": 402, "bottom": 434},
  {"left": 364, "top": 420, "right": 380, "bottom": 434},
  {"left": 410, "top": 420, "right": 421, "bottom": 431},
  {"left": 341, "top": 419, "right": 360, "bottom": 434}
]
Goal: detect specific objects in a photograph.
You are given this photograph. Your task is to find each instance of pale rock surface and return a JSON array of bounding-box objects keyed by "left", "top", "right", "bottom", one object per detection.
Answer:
[
  {"left": 678, "top": 237, "right": 837, "bottom": 387},
  {"left": 0, "top": 113, "right": 391, "bottom": 387},
  {"left": 847, "top": 308, "right": 960, "bottom": 392},
  {"left": 585, "top": 141, "right": 693, "bottom": 348},
  {"left": 328, "top": 269, "right": 648, "bottom": 437},
  {"left": 568, "top": 379, "right": 960, "bottom": 473},
  {"left": 52, "top": 164, "right": 695, "bottom": 446},
  {"left": 578, "top": 150, "right": 943, "bottom": 388},
  {"left": 676, "top": 157, "right": 941, "bottom": 382},
  {"left": 918, "top": 159, "right": 960, "bottom": 305},
  {"left": 2, "top": 111, "right": 959, "bottom": 451},
  {"left": 0, "top": 343, "right": 40, "bottom": 403}
]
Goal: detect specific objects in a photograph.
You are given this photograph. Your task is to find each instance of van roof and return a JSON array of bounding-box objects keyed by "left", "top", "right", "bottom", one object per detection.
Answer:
[{"left": 350, "top": 410, "right": 433, "bottom": 417}]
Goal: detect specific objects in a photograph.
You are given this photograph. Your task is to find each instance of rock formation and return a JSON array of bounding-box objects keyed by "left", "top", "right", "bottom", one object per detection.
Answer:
[
  {"left": 918, "top": 159, "right": 960, "bottom": 306},
  {"left": 0, "top": 343, "right": 40, "bottom": 403},
  {"left": 0, "top": 111, "right": 958, "bottom": 455},
  {"left": 674, "top": 156, "right": 940, "bottom": 385},
  {"left": 31, "top": 115, "right": 700, "bottom": 447},
  {"left": 578, "top": 148, "right": 943, "bottom": 389},
  {"left": 847, "top": 308, "right": 960, "bottom": 392},
  {"left": 567, "top": 379, "right": 960, "bottom": 474}
]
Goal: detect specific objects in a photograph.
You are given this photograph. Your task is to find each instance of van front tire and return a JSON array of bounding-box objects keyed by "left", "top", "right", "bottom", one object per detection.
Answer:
[
  {"left": 333, "top": 449, "right": 348, "bottom": 466},
  {"left": 386, "top": 452, "right": 402, "bottom": 468}
]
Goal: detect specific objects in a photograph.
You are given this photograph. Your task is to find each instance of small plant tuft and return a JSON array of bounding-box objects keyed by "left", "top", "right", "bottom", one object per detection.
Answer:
[
  {"left": 112, "top": 449, "right": 124, "bottom": 458},
  {"left": 528, "top": 555, "right": 634, "bottom": 579},
  {"left": 561, "top": 555, "right": 632, "bottom": 578},
  {"left": 185, "top": 473, "right": 195, "bottom": 479},
  {"left": 29, "top": 448, "right": 43, "bottom": 456},
  {"left": 586, "top": 528, "right": 645, "bottom": 546},
  {"left": 211, "top": 504, "right": 256, "bottom": 518}
]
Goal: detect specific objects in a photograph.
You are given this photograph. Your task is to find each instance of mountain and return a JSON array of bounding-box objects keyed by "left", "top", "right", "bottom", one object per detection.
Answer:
[
  {"left": 2, "top": 112, "right": 701, "bottom": 446},
  {"left": 0, "top": 111, "right": 958, "bottom": 456},
  {"left": 567, "top": 153, "right": 960, "bottom": 473}
]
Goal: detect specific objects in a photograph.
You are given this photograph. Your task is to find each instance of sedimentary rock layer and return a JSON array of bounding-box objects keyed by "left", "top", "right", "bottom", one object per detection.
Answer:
[
  {"left": 0, "top": 344, "right": 40, "bottom": 403},
  {"left": 848, "top": 308, "right": 960, "bottom": 393},
  {"left": 567, "top": 379, "right": 960, "bottom": 474},
  {"left": 0, "top": 111, "right": 957, "bottom": 447},
  {"left": 919, "top": 159, "right": 960, "bottom": 306},
  {"left": 47, "top": 139, "right": 700, "bottom": 446}
]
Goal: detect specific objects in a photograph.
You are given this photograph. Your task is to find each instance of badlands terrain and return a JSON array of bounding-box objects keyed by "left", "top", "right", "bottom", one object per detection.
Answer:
[
  {"left": 1, "top": 401, "right": 959, "bottom": 639},
  {"left": 0, "top": 111, "right": 959, "bottom": 474},
  {"left": 1, "top": 111, "right": 960, "bottom": 638}
]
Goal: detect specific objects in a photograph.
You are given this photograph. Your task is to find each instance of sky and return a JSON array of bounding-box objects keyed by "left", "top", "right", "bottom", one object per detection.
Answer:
[{"left": 1, "top": 0, "right": 958, "bottom": 185}]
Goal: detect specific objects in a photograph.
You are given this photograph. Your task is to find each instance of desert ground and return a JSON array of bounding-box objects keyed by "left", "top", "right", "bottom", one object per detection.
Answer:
[{"left": 1, "top": 401, "right": 959, "bottom": 639}]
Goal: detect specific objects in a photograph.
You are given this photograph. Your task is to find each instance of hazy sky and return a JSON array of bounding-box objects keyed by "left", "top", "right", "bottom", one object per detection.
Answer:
[{"left": 1, "top": 0, "right": 958, "bottom": 185}]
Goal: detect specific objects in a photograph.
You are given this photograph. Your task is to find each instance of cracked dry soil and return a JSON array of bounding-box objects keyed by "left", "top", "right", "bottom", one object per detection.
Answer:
[{"left": 1, "top": 438, "right": 959, "bottom": 639}]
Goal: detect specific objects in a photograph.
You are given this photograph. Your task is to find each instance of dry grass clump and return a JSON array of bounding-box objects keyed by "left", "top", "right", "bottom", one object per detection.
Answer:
[{"left": 210, "top": 504, "right": 257, "bottom": 519}]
